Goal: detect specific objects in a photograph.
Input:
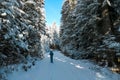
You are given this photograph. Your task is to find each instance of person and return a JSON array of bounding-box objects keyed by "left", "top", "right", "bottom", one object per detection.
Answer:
[{"left": 49, "top": 50, "right": 54, "bottom": 63}]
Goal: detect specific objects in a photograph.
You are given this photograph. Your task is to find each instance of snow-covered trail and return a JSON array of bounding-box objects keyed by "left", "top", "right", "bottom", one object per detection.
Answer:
[{"left": 7, "top": 50, "right": 120, "bottom": 80}]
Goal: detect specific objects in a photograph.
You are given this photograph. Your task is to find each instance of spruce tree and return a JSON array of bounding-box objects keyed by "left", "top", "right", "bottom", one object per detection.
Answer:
[
  {"left": 0, "top": 0, "right": 46, "bottom": 66},
  {"left": 60, "top": 0, "right": 120, "bottom": 69}
]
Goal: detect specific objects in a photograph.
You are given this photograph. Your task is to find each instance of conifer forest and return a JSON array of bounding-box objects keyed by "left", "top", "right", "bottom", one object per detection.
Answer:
[{"left": 0, "top": 0, "right": 120, "bottom": 80}]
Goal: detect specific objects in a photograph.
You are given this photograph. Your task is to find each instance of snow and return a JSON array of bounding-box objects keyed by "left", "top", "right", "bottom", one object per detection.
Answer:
[
  {"left": 1, "top": 12, "right": 7, "bottom": 16},
  {"left": 103, "top": 39, "right": 120, "bottom": 49},
  {"left": 107, "top": 0, "right": 111, "bottom": 6},
  {"left": 25, "top": 1, "right": 36, "bottom": 6},
  {"left": 6, "top": 50, "right": 120, "bottom": 80}
]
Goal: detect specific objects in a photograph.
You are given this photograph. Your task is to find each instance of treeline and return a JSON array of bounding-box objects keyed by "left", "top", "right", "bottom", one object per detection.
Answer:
[
  {"left": 60, "top": 0, "right": 120, "bottom": 73},
  {"left": 0, "top": 0, "right": 46, "bottom": 66},
  {"left": 45, "top": 22, "right": 60, "bottom": 50}
]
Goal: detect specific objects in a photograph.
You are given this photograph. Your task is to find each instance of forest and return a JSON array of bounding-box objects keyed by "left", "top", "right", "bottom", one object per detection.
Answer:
[
  {"left": 0, "top": 0, "right": 120, "bottom": 80},
  {"left": 60, "top": 0, "right": 120, "bottom": 72}
]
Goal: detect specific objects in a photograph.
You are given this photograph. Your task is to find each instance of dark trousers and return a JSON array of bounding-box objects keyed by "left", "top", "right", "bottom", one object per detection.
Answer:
[{"left": 50, "top": 55, "right": 53, "bottom": 63}]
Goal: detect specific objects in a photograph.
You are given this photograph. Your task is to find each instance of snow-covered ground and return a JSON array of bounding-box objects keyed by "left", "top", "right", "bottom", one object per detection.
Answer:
[{"left": 6, "top": 50, "right": 120, "bottom": 80}]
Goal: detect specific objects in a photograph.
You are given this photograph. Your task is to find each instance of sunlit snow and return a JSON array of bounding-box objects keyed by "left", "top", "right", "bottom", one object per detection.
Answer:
[{"left": 7, "top": 50, "right": 120, "bottom": 80}]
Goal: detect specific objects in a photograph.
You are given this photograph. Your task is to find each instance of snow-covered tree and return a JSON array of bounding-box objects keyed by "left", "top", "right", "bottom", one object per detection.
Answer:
[
  {"left": 60, "top": 0, "right": 120, "bottom": 70},
  {"left": 0, "top": 0, "right": 46, "bottom": 66},
  {"left": 46, "top": 22, "right": 60, "bottom": 49},
  {"left": 60, "top": 0, "right": 99, "bottom": 58},
  {"left": 49, "top": 22, "right": 60, "bottom": 49}
]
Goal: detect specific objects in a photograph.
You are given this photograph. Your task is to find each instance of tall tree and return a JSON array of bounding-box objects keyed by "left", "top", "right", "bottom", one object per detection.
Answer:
[
  {"left": 60, "top": 0, "right": 99, "bottom": 58},
  {"left": 46, "top": 22, "right": 60, "bottom": 49},
  {"left": 0, "top": 0, "right": 46, "bottom": 66},
  {"left": 60, "top": 0, "right": 120, "bottom": 69}
]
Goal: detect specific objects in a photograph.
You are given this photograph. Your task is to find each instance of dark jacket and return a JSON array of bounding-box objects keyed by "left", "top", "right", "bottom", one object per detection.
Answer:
[{"left": 50, "top": 51, "right": 54, "bottom": 56}]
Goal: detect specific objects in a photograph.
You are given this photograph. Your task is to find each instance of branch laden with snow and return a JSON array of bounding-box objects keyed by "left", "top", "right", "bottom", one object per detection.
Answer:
[{"left": 0, "top": 0, "right": 46, "bottom": 66}]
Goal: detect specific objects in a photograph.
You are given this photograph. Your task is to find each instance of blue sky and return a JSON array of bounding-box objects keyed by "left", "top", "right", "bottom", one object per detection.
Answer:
[{"left": 45, "top": 0, "right": 63, "bottom": 26}]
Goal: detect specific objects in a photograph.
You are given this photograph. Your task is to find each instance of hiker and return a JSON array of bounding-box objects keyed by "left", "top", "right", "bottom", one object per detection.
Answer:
[{"left": 49, "top": 50, "right": 54, "bottom": 63}]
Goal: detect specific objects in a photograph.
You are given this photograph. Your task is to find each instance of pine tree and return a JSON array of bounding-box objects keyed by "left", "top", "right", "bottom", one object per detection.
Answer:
[
  {"left": 60, "top": 0, "right": 77, "bottom": 57},
  {"left": 60, "top": 0, "right": 120, "bottom": 70},
  {"left": 51, "top": 22, "right": 60, "bottom": 49},
  {"left": 60, "top": 0, "right": 99, "bottom": 58},
  {"left": 46, "top": 22, "right": 60, "bottom": 49},
  {"left": 0, "top": 0, "right": 46, "bottom": 66}
]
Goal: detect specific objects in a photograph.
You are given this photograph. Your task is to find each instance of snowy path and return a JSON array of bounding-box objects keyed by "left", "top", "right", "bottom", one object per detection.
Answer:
[{"left": 7, "top": 50, "right": 120, "bottom": 80}]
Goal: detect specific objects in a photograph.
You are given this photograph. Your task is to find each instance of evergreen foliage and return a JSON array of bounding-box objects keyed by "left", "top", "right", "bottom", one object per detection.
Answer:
[
  {"left": 60, "top": 0, "right": 120, "bottom": 72},
  {"left": 0, "top": 0, "right": 46, "bottom": 66},
  {"left": 46, "top": 22, "right": 60, "bottom": 50}
]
